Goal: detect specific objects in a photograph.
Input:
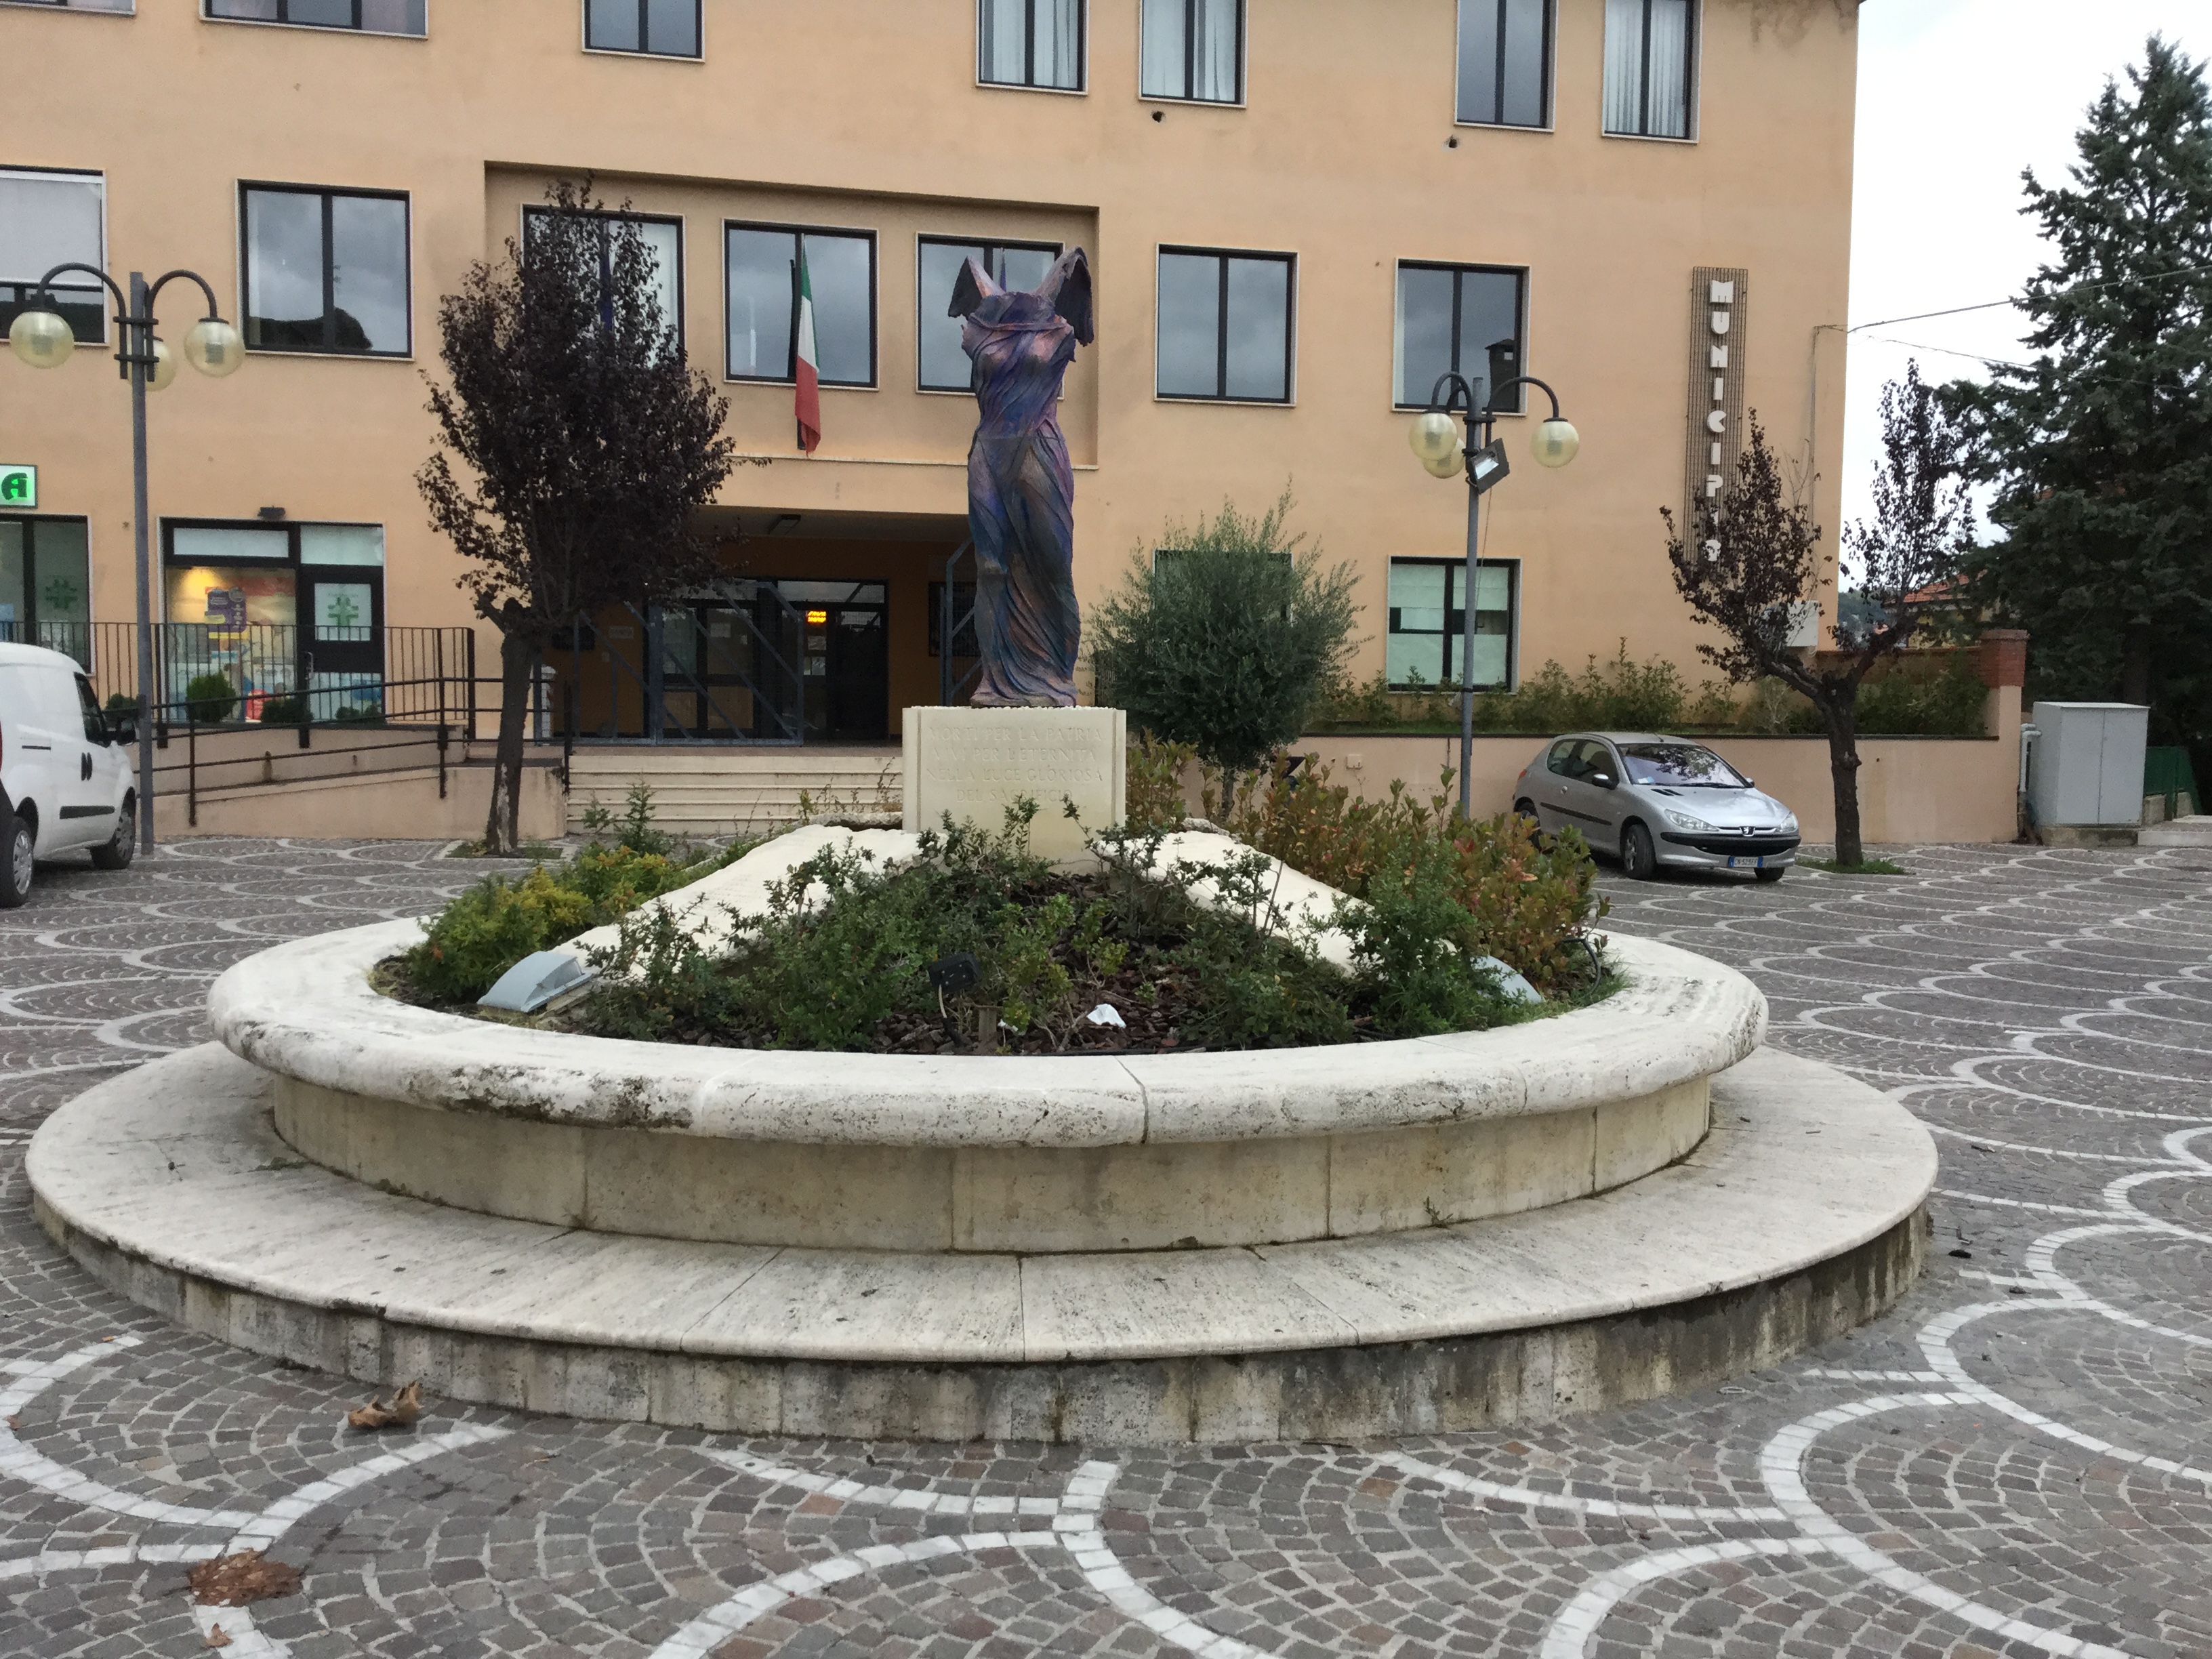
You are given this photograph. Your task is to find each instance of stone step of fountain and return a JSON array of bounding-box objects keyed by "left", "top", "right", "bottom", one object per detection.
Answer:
[{"left": 28, "top": 1044, "right": 1933, "bottom": 1443}]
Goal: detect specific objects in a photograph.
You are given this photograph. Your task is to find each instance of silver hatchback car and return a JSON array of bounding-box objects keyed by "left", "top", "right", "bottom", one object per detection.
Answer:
[{"left": 1513, "top": 733, "right": 1801, "bottom": 882}]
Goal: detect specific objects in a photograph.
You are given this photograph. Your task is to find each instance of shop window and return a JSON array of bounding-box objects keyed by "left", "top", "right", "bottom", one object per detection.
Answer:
[
  {"left": 1155, "top": 247, "right": 1293, "bottom": 403},
  {"left": 724, "top": 224, "right": 875, "bottom": 386},
  {"left": 0, "top": 168, "right": 106, "bottom": 346},
  {"left": 524, "top": 207, "right": 684, "bottom": 346},
  {"left": 163, "top": 520, "right": 386, "bottom": 720},
  {"left": 583, "top": 0, "right": 701, "bottom": 58},
  {"left": 243, "top": 184, "right": 411, "bottom": 356},
  {"left": 1141, "top": 0, "right": 1242, "bottom": 104},
  {"left": 1603, "top": 0, "right": 1696, "bottom": 139},
  {"left": 916, "top": 237, "right": 1061, "bottom": 390},
  {"left": 1386, "top": 558, "right": 1517, "bottom": 691},
  {"left": 0, "top": 516, "right": 94, "bottom": 667},
  {"left": 1395, "top": 262, "right": 1525, "bottom": 411},
  {"left": 1457, "top": 0, "right": 1551, "bottom": 128},
  {"left": 203, "top": 0, "right": 426, "bottom": 36},
  {"left": 979, "top": 0, "right": 1082, "bottom": 90}
]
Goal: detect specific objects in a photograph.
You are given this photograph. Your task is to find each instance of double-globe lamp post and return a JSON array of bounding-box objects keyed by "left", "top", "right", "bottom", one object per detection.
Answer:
[
  {"left": 9, "top": 268, "right": 245, "bottom": 855},
  {"left": 1408, "top": 371, "right": 1579, "bottom": 820}
]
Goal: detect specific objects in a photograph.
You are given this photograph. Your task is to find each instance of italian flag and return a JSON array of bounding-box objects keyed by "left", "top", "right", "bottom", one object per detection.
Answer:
[{"left": 794, "top": 244, "right": 822, "bottom": 455}]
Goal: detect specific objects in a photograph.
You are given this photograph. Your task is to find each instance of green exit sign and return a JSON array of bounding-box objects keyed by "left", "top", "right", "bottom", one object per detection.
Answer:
[{"left": 0, "top": 466, "right": 33, "bottom": 508}]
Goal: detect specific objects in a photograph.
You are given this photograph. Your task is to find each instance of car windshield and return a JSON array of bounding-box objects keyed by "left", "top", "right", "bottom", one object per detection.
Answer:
[{"left": 1618, "top": 743, "right": 1750, "bottom": 788}]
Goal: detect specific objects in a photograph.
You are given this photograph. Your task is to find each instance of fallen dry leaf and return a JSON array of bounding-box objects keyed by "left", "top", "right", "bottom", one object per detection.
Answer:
[
  {"left": 188, "top": 1551, "right": 302, "bottom": 1607},
  {"left": 203, "top": 1622, "right": 231, "bottom": 1648},
  {"left": 344, "top": 1379, "right": 424, "bottom": 1431}
]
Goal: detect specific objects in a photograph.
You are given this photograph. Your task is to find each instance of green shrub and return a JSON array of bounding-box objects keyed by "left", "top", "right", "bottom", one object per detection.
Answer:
[
  {"left": 1215, "top": 756, "right": 1604, "bottom": 996},
  {"left": 257, "top": 694, "right": 307, "bottom": 725},
  {"left": 1087, "top": 491, "right": 1359, "bottom": 795},
  {"left": 578, "top": 781, "right": 676, "bottom": 856},
  {"left": 1851, "top": 655, "right": 1987, "bottom": 735},
  {"left": 403, "top": 842, "right": 697, "bottom": 1003},
  {"left": 183, "top": 672, "right": 237, "bottom": 725},
  {"left": 1125, "top": 732, "right": 1197, "bottom": 832}
]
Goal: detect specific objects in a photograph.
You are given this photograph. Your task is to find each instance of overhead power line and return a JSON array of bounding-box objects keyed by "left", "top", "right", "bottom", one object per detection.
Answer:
[{"left": 1846, "top": 259, "right": 2212, "bottom": 334}]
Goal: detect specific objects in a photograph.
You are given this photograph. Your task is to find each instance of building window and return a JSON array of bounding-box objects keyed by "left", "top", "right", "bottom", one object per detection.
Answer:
[
  {"left": 1603, "top": 0, "right": 1695, "bottom": 139},
  {"left": 583, "top": 0, "right": 700, "bottom": 58},
  {"left": 1386, "top": 558, "right": 1517, "bottom": 691},
  {"left": 724, "top": 224, "right": 875, "bottom": 386},
  {"left": 979, "top": 0, "right": 1082, "bottom": 90},
  {"left": 1155, "top": 247, "right": 1292, "bottom": 403},
  {"left": 203, "top": 1, "right": 426, "bottom": 36},
  {"left": 0, "top": 168, "right": 106, "bottom": 346},
  {"left": 1456, "top": 0, "right": 1550, "bottom": 128},
  {"left": 1140, "top": 0, "right": 1242, "bottom": 104},
  {"left": 3, "top": 1, "right": 134, "bottom": 13},
  {"left": 241, "top": 184, "right": 411, "bottom": 356},
  {"left": 1395, "top": 262, "right": 1525, "bottom": 411},
  {"left": 523, "top": 207, "right": 683, "bottom": 346},
  {"left": 162, "top": 520, "right": 387, "bottom": 719},
  {"left": 0, "top": 516, "right": 94, "bottom": 665},
  {"left": 916, "top": 237, "right": 1061, "bottom": 391}
]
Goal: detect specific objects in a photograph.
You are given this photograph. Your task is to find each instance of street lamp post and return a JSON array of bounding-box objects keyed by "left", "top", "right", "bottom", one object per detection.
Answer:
[
  {"left": 9, "top": 266, "right": 244, "bottom": 854},
  {"left": 1408, "top": 371, "right": 1580, "bottom": 821}
]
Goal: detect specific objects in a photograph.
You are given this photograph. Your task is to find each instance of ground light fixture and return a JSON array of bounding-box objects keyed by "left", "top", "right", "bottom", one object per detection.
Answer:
[
  {"left": 7, "top": 262, "right": 244, "bottom": 855},
  {"left": 1410, "top": 370, "right": 1578, "bottom": 819}
]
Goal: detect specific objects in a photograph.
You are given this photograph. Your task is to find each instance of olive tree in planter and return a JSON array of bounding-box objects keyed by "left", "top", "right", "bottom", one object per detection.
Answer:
[
  {"left": 1086, "top": 493, "right": 1359, "bottom": 813},
  {"left": 418, "top": 179, "right": 735, "bottom": 854},
  {"left": 1663, "top": 375, "right": 1973, "bottom": 869}
]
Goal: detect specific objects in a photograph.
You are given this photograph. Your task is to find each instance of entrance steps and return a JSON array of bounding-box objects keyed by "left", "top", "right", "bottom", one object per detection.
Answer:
[{"left": 565, "top": 746, "right": 901, "bottom": 840}]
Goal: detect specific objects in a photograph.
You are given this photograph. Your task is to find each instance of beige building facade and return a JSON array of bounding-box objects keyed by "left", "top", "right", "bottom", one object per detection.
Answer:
[{"left": 1, "top": 0, "right": 1858, "bottom": 746}]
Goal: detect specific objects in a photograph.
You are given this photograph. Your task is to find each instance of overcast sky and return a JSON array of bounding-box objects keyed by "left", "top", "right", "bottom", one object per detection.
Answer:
[{"left": 1838, "top": 1, "right": 2203, "bottom": 546}]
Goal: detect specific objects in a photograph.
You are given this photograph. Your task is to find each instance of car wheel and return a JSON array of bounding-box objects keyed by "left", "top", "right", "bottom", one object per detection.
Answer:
[
  {"left": 90, "top": 798, "right": 136, "bottom": 871},
  {"left": 0, "top": 816, "right": 33, "bottom": 909},
  {"left": 1513, "top": 797, "right": 1538, "bottom": 825},
  {"left": 1621, "top": 820, "right": 1660, "bottom": 881},
  {"left": 1755, "top": 865, "right": 1786, "bottom": 884}
]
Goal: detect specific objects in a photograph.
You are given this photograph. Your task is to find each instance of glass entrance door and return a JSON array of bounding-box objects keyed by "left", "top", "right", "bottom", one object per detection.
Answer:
[{"left": 783, "top": 581, "right": 888, "bottom": 742}]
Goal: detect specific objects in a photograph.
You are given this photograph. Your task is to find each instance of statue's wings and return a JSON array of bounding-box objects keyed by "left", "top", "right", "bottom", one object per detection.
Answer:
[
  {"left": 1038, "top": 247, "right": 1094, "bottom": 345},
  {"left": 949, "top": 255, "right": 1002, "bottom": 318}
]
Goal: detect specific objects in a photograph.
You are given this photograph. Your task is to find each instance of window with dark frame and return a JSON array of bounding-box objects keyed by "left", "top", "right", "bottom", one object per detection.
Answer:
[
  {"left": 0, "top": 167, "right": 106, "bottom": 346},
  {"left": 1456, "top": 0, "right": 1551, "bottom": 128},
  {"left": 1394, "top": 261, "right": 1526, "bottom": 411},
  {"left": 1155, "top": 247, "right": 1293, "bottom": 403},
  {"left": 5, "top": 1, "right": 134, "bottom": 13},
  {"left": 523, "top": 207, "right": 684, "bottom": 348},
  {"left": 1385, "top": 558, "right": 1517, "bottom": 691},
  {"left": 1139, "top": 0, "right": 1243, "bottom": 104},
  {"left": 0, "top": 516, "right": 95, "bottom": 667},
  {"left": 916, "top": 237, "right": 1061, "bottom": 391},
  {"left": 978, "top": 0, "right": 1083, "bottom": 91},
  {"left": 583, "top": 0, "right": 701, "bottom": 58},
  {"left": 241, "top": 184, "right": 411, "bottom": 356},
  {"left": 1603, "top": 0, "right": 1696, "bottom": 139},
  {"left": 724, "top": 223, "right": 876, "bottom": 386},
  {"left": 203, "top": 0, "right": 426, "bottom": 35}
]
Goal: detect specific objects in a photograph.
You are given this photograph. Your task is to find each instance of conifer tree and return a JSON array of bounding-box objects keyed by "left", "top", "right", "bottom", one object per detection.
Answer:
[{"left": 1948, "top": 37, "right": 2212, "bottom": 763}]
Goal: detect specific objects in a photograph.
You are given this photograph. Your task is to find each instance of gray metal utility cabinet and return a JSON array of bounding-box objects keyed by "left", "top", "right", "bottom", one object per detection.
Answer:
[{"left": 2028, "top": 701, "right": 2149, "bottom": 827}]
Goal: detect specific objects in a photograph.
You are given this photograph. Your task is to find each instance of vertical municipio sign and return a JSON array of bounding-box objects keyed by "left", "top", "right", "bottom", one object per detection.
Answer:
[{"left": 1683, "top": 268, "right": 1749, "bottom": 552}]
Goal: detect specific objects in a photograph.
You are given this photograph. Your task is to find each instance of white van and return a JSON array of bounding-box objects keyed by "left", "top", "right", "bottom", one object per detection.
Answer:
[{"left": 0, "top": 642, "right": 137, "bottom": 907}]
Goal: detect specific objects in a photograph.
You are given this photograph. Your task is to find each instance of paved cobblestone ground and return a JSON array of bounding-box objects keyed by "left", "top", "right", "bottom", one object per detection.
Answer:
[{"left": 0, "top": 837, "right": 2207, "bottom": 1658}]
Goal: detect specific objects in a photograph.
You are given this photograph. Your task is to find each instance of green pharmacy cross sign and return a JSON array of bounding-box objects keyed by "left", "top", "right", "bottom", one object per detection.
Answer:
[{"left": 0, "top": 465, "right": 34, "bottom": 508}]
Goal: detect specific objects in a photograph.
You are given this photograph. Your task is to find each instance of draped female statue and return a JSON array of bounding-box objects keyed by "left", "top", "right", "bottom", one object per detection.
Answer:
[{"left": 951, "top": 247, "right": 1092, "bottom": 707}]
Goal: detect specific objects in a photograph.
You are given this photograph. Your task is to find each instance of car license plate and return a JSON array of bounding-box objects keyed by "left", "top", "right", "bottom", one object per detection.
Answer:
[{"left": 1727, "top": 856, "right": 1764, "bottom": 869}]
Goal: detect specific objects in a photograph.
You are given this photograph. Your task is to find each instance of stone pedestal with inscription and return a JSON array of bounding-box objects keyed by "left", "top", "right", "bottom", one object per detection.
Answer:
[{"left": 901, "top": 705, "right": 1126, "bottom": 860}]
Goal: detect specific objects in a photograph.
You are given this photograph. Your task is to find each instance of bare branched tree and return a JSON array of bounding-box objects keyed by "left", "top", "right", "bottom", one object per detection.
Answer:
[
  {"left": 419, "top": 178, "right": 735, "bottom": 853},
  {"left": 1665, "top": 375, "right": 1971, "bottom": 867}
]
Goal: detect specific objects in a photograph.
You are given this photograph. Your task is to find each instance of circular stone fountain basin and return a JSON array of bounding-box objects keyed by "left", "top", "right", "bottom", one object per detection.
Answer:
[{"left": 208, "top": 922, "right": 1763, "bottom": 1256}]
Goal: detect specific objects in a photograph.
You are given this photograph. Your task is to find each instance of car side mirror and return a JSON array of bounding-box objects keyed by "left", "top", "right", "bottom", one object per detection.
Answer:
[
  {"left": 107, "top": 714, "right": 138, "bottom": 746},
  {"left": 1589, "top": 772, "right": 1615, "bottom": 789}
]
